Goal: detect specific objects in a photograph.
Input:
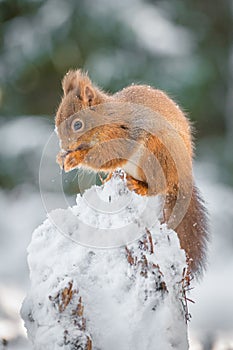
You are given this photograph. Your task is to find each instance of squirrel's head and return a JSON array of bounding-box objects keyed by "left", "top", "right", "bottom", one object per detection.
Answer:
[{"left": 55, "top": 70, "right": 131, "bottom": 172}]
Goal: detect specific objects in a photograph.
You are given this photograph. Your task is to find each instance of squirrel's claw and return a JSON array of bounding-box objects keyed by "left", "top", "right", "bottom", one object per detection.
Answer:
[{"left": 56, "top": 152, "right": 65, "bottom": 170}]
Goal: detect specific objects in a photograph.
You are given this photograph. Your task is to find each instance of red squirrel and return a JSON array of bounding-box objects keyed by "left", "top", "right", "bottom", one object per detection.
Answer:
[{"left": 55, "top": 69, "right": 208, "bottom": 275}]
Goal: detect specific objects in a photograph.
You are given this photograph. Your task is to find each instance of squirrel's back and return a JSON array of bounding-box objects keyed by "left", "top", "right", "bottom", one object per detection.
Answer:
[{"left": 114, "top": 85, "right": 193, "bottom": 157}]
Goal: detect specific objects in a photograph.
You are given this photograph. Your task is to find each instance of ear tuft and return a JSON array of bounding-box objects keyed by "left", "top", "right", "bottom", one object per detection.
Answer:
[{"left": 62, "top": 70, "right": 77, "bottom": 96}]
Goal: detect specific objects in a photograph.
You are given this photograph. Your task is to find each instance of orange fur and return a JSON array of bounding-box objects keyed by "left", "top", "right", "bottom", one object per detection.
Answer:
[{"left": 55, "top": 69, "right": 208, "bottom": 275}]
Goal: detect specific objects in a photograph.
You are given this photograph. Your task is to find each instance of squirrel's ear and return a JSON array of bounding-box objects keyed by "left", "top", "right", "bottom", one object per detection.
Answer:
[
  {"left": 62, "top": 70, "right": 96, "bottom": 106},
  {"left": 62, "top": 70, "right": 77, "bottom": 96},
  {"left": 83, "top": 85, "right": 95, "bottom": 106}
]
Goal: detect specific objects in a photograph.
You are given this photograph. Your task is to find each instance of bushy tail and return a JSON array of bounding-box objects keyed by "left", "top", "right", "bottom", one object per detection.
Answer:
[{"left": 175, "top": 185, "right": 209, "bottom": 274}]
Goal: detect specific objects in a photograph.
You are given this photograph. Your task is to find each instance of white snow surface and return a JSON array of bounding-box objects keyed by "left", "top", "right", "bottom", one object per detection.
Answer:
[{"left": 21, "top": 173, "right": 188, "bottom": 350}]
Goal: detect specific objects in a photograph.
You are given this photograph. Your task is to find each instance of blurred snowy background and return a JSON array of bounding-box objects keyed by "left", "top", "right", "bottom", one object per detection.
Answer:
[{"left": 0, "top": 0, "right": 232, "bottom": 349}]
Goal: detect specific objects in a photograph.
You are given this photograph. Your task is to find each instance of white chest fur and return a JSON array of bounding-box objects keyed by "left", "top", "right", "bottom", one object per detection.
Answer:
[{"left": 122, "top": 144, "right": 144, "bottom": 181}]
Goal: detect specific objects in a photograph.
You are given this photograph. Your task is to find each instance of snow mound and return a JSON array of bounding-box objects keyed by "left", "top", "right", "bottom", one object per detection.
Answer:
[{"left": 21, "top": 173, "right": 189, "bottom": 350}]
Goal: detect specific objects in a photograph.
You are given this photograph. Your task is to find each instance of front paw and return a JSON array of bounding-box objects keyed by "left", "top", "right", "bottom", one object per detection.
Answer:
[
  {"left": 56, "top": 150, "right": 87, "bottom": 172},
  {"left": 56, "top": 151, "right": 66, "bottom": 169}
]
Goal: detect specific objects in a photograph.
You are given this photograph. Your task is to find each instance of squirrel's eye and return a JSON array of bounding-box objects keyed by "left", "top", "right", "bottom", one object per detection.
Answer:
[{"left": 72, "top": 119, "right": 83, "bottom": 131}]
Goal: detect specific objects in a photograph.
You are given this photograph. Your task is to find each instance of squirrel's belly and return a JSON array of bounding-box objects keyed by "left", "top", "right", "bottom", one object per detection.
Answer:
[{"left": 122, "top": 145, "right": 144, "bottom": 181}]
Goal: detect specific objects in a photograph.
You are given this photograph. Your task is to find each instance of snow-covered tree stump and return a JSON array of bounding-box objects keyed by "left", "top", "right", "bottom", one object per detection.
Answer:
[{"left": 21, "top": 173, "right": 190, "bottom": 349}]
